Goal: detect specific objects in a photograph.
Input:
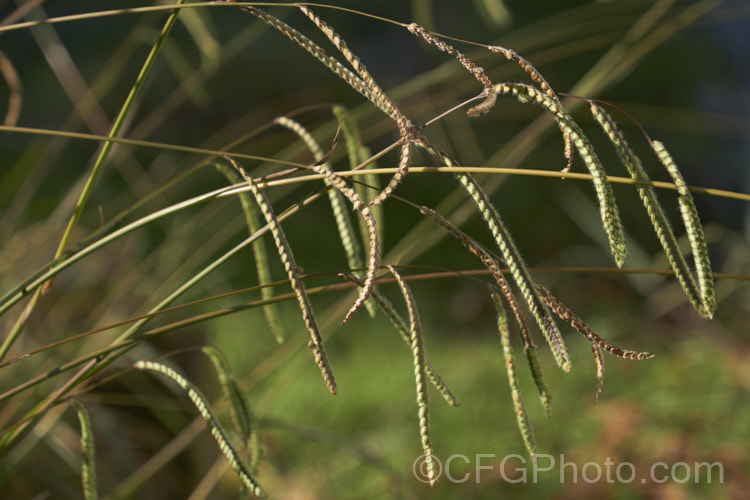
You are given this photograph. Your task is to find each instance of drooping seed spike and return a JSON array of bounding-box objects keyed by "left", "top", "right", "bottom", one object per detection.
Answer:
[
  {"left": 491, "top": 291, "right": 537, "bottom": 460},
  {"left": 535, "top": 282, "right": 654, "bottom": 361},
  {"left": 387, "top": 265, "right": 437, "bottom": 486},
  {"left": 69, "top": 399, "right": 98, "bottom": 500},
  {"left": 408, "top": 22, "right": 497, "bottom": 116},
  {"left": 136, "top": 360, "right": 267, "bottom": 498},
  {"left": 225, "top": 157, "right": 336, "bottom": 395},
  {"left": 494, "top": 83, "right": 628, "bottom": 268}
]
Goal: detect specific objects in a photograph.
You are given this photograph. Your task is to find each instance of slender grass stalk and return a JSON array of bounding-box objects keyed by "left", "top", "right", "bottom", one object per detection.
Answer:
[{"left": 0, "top": 2, "right": 186, "bottom": 362}]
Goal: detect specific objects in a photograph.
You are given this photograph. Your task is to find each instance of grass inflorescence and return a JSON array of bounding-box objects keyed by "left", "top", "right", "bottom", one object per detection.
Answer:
[{"left": 0, "top": 2, "right": 740, "bottom": 497}]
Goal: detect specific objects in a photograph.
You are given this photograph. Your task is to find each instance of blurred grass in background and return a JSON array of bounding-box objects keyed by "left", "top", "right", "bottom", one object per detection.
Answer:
[{"left": 0, "top": 0, "right": 748, "bottom": 498}]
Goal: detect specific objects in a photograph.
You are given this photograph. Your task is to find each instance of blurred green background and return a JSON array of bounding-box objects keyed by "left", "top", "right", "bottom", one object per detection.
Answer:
[{"left": 0, "top": 0, "right": 748, "bottom": 499}]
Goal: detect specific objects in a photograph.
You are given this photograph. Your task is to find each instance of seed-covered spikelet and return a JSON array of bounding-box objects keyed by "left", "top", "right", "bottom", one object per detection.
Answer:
[
  {"left": 589, "top": 104, "right": 712, "bottom": 319},
  {"left": 417, "top": 204, "right": 533, "bottom": 349},
  {"left": 339, "top": 272, "right": 459, "bottom": 407},
  {"left": 494, "top": 83, "right": 628, "bottom": 267},
  {"left": 275, "top": 115, "right": 375, "bottom": 320},
  {"left": 387, "top": 266, "right": 437, "bottom": 486},
  {"left": 368, "top": 135, "right": 412, "bottom": 207},
  {"left": 488, "top": 45, "right": 572, "bottom": 169},
  {"left": 412, "top": 138, "right": 570, "bottom": 371},
  {"left": 653, "top": 141, "right": 715, "bottom": 319},
  {"left": 135, "top": 360, "right": 266, "bottom": 498},
  {"left": 297, "top": 5, "right": 415, "bottom": 207},
  {"left": 454, "top": 170, "right": 571, "bottom": 372},
  {"left": 201, "top": 347, "right": 258, "bottom": 467},
  {"left": 407, "top": 22, "right": 497, "bottom": 116},
  {"left": 491, "top": 291, "right": 537, "bottom": 460},
  {"left": 225, "top": 157, "right": 337, "bottom": 395},
  {"left": 69, "top": 399, "right": 97, "bottom": 500},
  {"left": 534, "top": 282, "right": 654, "bottom": 361},
  {"left": 214, "top": 163, "right": 285, "bottom": 343}
]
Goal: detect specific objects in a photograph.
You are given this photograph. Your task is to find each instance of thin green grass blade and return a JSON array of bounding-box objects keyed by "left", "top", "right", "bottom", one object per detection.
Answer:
[{"left": 0, "top": 2, "right": 188, "bottom": 362}]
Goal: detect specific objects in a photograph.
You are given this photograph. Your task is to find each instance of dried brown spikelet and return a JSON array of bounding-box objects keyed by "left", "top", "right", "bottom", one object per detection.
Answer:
[
  {"left": 535, "top": 283, "right": 654, "bottom": 361},
  {"left": 408, "top": 22, "right": 497, "bottom": 116},
  {"left": 489, "top": 45, "right": 572, "bottom": 169},
  {"left": 417, "top": 205, "right": 533, "bottom": 349}
]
